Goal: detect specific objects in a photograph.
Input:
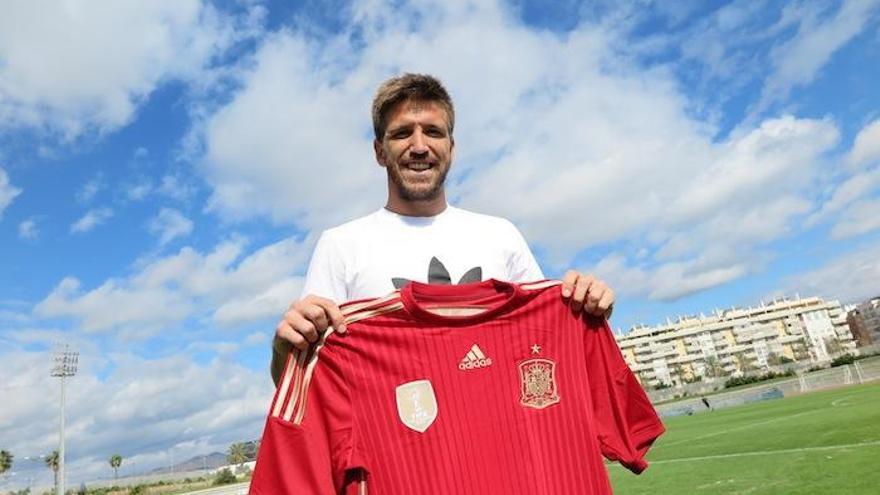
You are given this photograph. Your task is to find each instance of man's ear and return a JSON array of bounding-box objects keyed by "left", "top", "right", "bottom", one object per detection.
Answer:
[{"left": 373, "top": 139, "right": 386, "bottom": 167}]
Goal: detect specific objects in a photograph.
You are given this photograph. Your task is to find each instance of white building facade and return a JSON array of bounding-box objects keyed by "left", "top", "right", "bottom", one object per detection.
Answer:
[{"left": 616, "top": 296, "right": 856, "bottom": 388}]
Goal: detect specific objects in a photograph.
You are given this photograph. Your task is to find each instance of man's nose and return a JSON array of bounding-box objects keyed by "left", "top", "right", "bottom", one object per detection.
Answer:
[{"left": 409, "top": 131, "right": 428, "bottom": 156}]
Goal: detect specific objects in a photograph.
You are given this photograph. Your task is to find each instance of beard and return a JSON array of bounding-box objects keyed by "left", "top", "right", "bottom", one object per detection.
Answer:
[{"left": 387, "top": 164, "right": 450, "bottom": 201}]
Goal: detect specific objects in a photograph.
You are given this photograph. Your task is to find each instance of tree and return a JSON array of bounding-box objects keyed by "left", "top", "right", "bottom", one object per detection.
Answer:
[
  {"left": 227, "top": 442, "right": 247, "bottom": 467},
  {"left": 791, "top": 341, "right": 810, "bottom": 361},
  {"left": 214, "top": 467, "right": 237, "bottom": 486},
  {"left": 0, "top": 449, "right": 13, "bottom": 475},
  {"left": 109, "top": 454, "right": 123, "bottom": 480},
  {"left": 669, "top": 364, "right": 686, "bottom": 387},
  {"left": 734, "top": 351, "right": 756, "bottom": 373},
  {"left": 703, "top": 356, "right": 724, "bottom": 378},
  {"left": 824, "top": 337, "right": 844, "bottom": 357},
  {"left": 45, "top": 450, "right": 59, "bottom": 491}
]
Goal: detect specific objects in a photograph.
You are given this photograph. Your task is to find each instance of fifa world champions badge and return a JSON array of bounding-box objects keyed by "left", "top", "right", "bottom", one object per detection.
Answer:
[
  {"left": 395, "top": 379, "right": 438, "bottom": 432},
  {"left": 518, "top": 358, "right": 560, "bottom": 409}
]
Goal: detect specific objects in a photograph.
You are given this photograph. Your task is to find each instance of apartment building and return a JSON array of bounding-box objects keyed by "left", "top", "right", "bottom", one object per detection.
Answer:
[{"left": 616, "top": 296, "right": 856, "bottom": 388}]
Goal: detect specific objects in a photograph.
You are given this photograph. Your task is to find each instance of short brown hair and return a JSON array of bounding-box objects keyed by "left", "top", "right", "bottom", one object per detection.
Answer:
[{"left": 371, "top": 73, "right": 455, "bottom": 140}]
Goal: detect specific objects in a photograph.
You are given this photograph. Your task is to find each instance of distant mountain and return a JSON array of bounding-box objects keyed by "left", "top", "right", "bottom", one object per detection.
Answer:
[
  {"left": 148, "top": 452, "right": 226, "bottom": 474},
  {"left": 148, "top": 439, "right": 261, "bottom": 475}
]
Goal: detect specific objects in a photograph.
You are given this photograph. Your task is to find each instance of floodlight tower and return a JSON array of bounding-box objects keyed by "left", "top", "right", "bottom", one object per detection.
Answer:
[{"left": 50, "top": 344, "right": 78, "bottom": 495}]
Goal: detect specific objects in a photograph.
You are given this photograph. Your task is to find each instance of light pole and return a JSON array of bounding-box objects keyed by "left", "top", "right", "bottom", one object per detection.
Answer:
[{"left": 51, "top": 343, "right": 78, "bottom": 495}]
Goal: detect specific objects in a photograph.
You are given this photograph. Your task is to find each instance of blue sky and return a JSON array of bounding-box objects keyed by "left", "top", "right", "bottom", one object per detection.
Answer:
[{"left": 2, "top": 0, "right": 880, "bottom": 488}]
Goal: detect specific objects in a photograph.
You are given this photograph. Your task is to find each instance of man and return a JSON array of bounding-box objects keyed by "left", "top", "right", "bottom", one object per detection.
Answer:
[{"left": 272, "top": 74, "right": 615, "bottom": 380}]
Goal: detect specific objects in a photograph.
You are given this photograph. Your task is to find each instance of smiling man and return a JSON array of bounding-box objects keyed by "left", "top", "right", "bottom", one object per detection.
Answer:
[{"left": 272, "top": 73, "right": 615, "bottom": 381}]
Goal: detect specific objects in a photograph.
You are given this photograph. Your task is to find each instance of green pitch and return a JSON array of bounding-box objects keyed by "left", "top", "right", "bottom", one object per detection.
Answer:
[{"left": 609, "top": 381, "right": 880, "bottom": 494}]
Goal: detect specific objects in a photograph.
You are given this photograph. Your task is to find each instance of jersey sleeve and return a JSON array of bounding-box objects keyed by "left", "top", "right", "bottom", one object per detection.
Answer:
[
  {"left": 583, "top": 317, "right": 664, "bottom": 474},
  {"left": 251, "top": 346, "right": 365, "bottom": 494}
]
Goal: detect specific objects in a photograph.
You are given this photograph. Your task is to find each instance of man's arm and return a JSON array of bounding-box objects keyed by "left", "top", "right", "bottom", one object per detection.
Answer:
[
  {"left": 272, "top": 295, "right": 346, "bottom": 384},
  {"left": 272, "top": 232, "right": 348, "bottom": 384}
]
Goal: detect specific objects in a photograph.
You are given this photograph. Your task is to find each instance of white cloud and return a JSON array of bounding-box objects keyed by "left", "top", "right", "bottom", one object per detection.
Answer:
[
  {"left": 201, "top": 33, "right": 385, "bottom": 229},
  {"left": 35, "top": 276, "right": 192, "bottom": 334},
  {"left": 147, "top": 207, "right": 194, "bottom": 246},
  {"left": 124, "top": 174, "right": 198, "bottom": 203},
  {"left": 0, "top": 167, "right": 22, "bottom": 218},
  {"left": 70, "top": 207, "right": 114, "bottom": 233},
  {"left": 756, "top": 0, "right": 880, "bottom": 112},
  {"left": 18, "top": 217, "right": 38, "bottom": 240},
  {"left": 76, "top": 174, "right": 104, "bottom": 203},
  {"left": 0, "top": 0, "right": 257, "bottom": 139},
  {"left": 194, "top": 0, "right": 852, "bottom": 299},
  {"left": 244, "top": 331, "right": 269, "bottom": 346},
  {"left": 35, "top": 236, "right": 312, "bottom": 333},
  {"left": 213, "top": 277, "right": 303, "bottom": 327},
  {"left": 0, "top": 347, "right": 272, "bottom": 486},
  {"left": 848, "top": 118, "right": 880, "bottom": 168},
  {"left": 590, "top": 252, "right": 749, "bottom": 302},
  {"left": 157, "top": 174, "right": 198, "bottom": 202},
  {"left": 830, "top": 198, "right": 880, "bottom": 239},
  {"left": 126, "top": 180, "right": 153, "bottom": 201},
  {"left": 787, "top": 243, "right": 880, "bottom": 304},
  {"left": 806, "top": 119, "right": 880, "bottom": 234}
]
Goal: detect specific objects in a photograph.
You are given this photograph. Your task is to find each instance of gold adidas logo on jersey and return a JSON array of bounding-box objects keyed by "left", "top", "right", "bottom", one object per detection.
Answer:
[{"left": 459, "top": 344, "right": 493, "bottom": 370}]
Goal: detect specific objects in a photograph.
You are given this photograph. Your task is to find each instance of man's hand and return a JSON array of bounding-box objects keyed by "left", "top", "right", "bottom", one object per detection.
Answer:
[
  {"left": 274, "top": 295, "right": 347, "bottom": 353},
  {"left": 560, "top": 270, "right": 615, "bottom": 319}
]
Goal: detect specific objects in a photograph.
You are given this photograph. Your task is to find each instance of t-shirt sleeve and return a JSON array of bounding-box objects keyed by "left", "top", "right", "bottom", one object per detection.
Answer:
[
  {"left": 251, "top": 347, "right": 364, "bottom": 494},
  {"left": 301, "top": 230, "right": 348, "bottom": 303},
  {"left": 272, "top": 231, "right": 348, "bottom": 386},
  {"left": 504, "top": 220, "right": 544, "bottom": 282},
  {"left": 583, "top": 317, "right": 664, "bottom": 474}
]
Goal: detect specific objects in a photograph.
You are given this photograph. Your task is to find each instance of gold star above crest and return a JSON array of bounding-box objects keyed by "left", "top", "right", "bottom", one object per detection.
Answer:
[{"left": 531, "top": 344, "right": 541, "bottom": 355}]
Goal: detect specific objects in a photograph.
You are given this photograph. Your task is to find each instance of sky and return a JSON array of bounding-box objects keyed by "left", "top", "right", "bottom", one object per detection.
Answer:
[{"left": 2, "top": 0, "right": 880, "bottom": 489}]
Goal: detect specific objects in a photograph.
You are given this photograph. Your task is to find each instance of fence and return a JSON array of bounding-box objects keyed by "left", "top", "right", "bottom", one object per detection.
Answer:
[{"left": 654, "top": 356, "right": 880, "bottom": 418}]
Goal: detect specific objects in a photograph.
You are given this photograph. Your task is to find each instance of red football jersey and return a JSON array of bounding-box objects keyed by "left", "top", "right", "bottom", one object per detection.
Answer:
[{"left": 251, "top": 279, "right": 664, "bottom": 494}]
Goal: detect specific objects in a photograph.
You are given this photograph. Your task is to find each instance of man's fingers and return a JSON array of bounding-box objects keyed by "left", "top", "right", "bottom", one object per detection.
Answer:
[
  {"left": 561, "top": 270, "right": 579, "bottom": 298},
  {"left": 308, "top": 296, "right": 347, "bottom": 334},
  {"left": 275, "top": 321, "right": 309, "bottom": 351},
  {"left": 584, "top": 281, "right": 607, "bottom": 314},
  {"left": 570, "top": 274, "right": 594, "bottom": 313},
  {"left": 600, "top": 293, "right": 615, "bottom": 319},
  {"left": 287, "top": 310, "right": 320, "bottom": 343}
]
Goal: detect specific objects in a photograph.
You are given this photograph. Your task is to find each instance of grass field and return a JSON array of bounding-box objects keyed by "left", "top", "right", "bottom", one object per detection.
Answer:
[{"left": 608, "top": 381, "right": 880, "bottom": 494}]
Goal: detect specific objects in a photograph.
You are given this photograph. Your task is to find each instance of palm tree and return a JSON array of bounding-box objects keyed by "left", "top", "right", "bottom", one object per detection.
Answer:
[
  {"left": 45, "top": 450, "right": 59, "bottom": 491},
  {"left": 227, "top": 442, "right": 247, "bottom": 468},
  {"left": 109, "top": 454, "right": 123, "bottom": 480},
  {"left": 0, "top": 449, "right": 13, "bottom": 475}
]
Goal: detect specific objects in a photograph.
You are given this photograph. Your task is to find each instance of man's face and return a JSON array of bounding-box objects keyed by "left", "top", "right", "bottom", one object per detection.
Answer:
[{"left": 374, "top": 99, "right": 454, "bottom": 203}]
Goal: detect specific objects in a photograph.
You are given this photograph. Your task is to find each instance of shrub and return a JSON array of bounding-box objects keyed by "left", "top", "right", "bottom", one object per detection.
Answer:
[
  {"left": 831, "top": 354, "right": 856, "bottom": 367},
  {"left": 724, "top": 370, "right": 794, "bottom": 389},
  {"left": 214, "top": 468, "right": 237, "bottom": 485}
]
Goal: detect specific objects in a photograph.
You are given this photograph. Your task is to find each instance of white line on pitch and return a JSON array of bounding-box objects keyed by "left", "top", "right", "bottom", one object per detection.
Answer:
[{"left": 640, "top": 440, "right": 880, "bottom": 465}]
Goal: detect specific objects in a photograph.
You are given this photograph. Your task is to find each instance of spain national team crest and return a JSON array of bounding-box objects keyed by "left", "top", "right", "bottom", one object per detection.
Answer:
[
  {"left": 395, "top": 379, "right": 438, "bottom": 433},
  {"left": 519, "top": 359, "right": 560, "bottom": 409}
]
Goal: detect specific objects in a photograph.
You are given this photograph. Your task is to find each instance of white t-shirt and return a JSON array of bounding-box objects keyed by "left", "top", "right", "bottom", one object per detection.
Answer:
[{"left": 301, "top": 205, "right": 544, "bottom": 303}]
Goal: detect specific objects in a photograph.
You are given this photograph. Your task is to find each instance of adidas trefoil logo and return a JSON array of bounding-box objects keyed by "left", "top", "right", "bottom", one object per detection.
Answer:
[{"left": 459, "top": 344, "right": 493, "bottom": 371}]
